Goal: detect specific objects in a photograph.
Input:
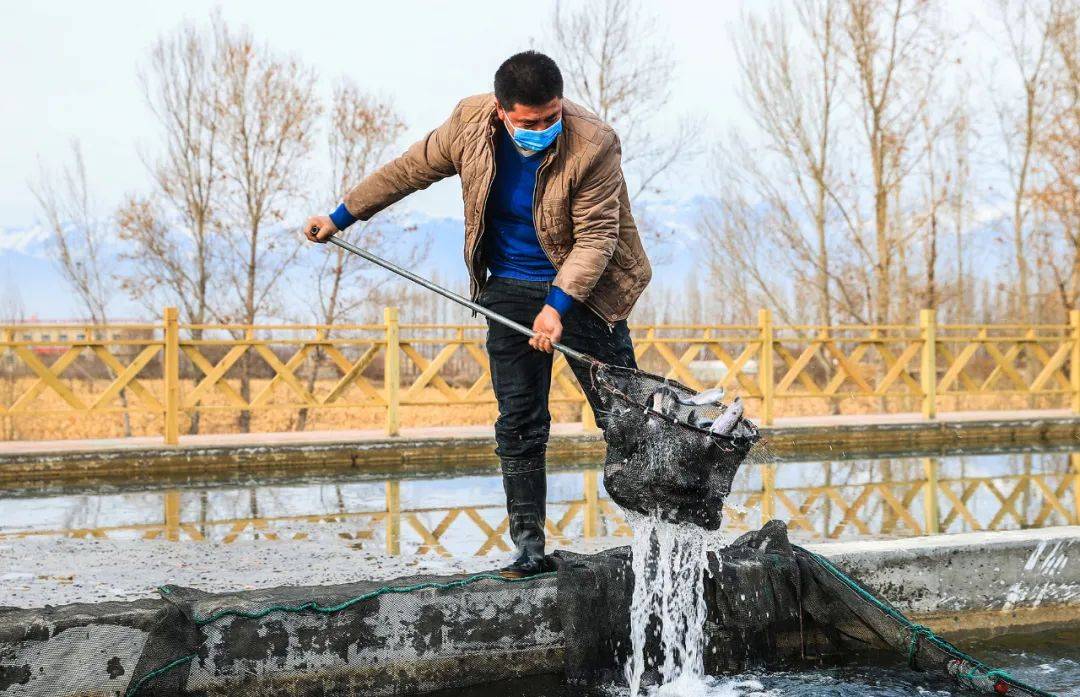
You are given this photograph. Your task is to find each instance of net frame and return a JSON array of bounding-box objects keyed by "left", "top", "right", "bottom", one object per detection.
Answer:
[{"left": 591, "top": 363, "right": 760, "bottom": 449}]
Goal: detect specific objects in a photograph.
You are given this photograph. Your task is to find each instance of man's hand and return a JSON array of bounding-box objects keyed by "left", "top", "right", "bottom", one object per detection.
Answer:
[
  {"left": 304, "top": 215, "right": 339, "bottom": 243},
  {"left": 529, "top": 305, "right": 563, "bottom": 354}
]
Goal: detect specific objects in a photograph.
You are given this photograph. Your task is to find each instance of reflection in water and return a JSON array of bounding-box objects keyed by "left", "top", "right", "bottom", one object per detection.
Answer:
[{"left": 0, "top": 449, "right": 1076, "bottom": 556}]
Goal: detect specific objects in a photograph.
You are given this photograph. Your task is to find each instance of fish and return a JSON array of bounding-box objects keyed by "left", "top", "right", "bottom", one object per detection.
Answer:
[
  {"left": 648, "top": 386, "right": 680, "bottom": 417},
  {"left": 678, "top": 387, "right": 726, "bottom": 406},
  {"left": 651, "top": 385, "right": 724, "bottom": 410},
  {"left": 686, "top": 409, "right": 716, "bottom": 430},
  {"left": 709, "top": 397, "right": 744, "bottom": 436}
]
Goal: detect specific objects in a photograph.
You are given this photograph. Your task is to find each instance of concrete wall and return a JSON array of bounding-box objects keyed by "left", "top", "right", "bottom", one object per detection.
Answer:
[
  {"left": 810, "top": 526, "right": 1080, "bottom": 636},
  {"left": 1, "top": 527, "right": 1077, "bottom": 696},
  {"left": 181, "top": 574, "right": 561, "bottom": 697},
  {"left": 4, "top": 414, "right": 1080, "bottom": 484}
]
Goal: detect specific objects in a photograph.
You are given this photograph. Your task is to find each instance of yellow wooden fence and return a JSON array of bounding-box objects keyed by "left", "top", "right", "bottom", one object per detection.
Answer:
[{"left": 1, "top": 308, "right": 1078, "bottom": 443}]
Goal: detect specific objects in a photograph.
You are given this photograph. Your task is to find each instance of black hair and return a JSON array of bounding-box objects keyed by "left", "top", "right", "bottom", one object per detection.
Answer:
[{"left": 494, "top": 51, "right": 564, "bottom": 109}]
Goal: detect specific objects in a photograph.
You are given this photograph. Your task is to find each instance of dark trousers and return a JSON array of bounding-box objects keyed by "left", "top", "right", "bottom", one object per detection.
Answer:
[{"left": 478, "top": 276, "right": 638, "bottom": 460}]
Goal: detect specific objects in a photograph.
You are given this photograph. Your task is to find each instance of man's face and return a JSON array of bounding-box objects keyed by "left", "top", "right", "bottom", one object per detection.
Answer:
[{"left": 496, "top": 96, "right": 562, "bottom": 131}]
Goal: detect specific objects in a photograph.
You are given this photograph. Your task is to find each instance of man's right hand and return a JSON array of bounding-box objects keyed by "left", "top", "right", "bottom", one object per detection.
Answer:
[{"left": 304, "top": 215, "right": 338, "bottom": 243}]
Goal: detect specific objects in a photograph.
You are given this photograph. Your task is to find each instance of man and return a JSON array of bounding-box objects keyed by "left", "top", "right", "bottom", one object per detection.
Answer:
[{"left": 305, "top": 51, "right": 651, "bottom": 577}]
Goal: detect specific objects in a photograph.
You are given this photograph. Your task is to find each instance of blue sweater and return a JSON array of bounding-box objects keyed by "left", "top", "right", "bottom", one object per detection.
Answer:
[{"left": 329, "top": 126, "right": 573, "bottom": 316}]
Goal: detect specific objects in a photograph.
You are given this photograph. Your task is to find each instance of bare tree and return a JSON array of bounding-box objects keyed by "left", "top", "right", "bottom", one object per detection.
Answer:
[
  {"left": 948, "top": 105, "right": 973, "bottom": 319},
  {"left": 30, "top": 142, "right": 133, "bottom": 436},
  {"left": 699, "top": 178, "right": 804, "bottom": 325},
  {"left": 314, "top": 83, "right": 406, "bottom": 329},
  {"left": 296, "top": 81, "right": 406, "bottom": 431},
  {"left": 916, "top": 109, "right": 954, "bottom": 309},
  {"left": 30, "top": 143, "right": 115, "bottom": 326},
  {"left": 214, "top": 22, "right": 321, "bottom": 432},
  {"left": 1032, "top": 2, "right": 1080, "bottom": 316},
  {"left": 722, "top": 0, "right": 844, "bottom": 327},
  {"left": 119, "top": 18, "right": 223, "bottom": 326},
  {"left": 843, "top": 0, "right": 946, "bottom": 324},
  {"left": 549, "top": 0, "right": 694, "bottom": 241},
  {"left": 116, "top": 17, "right": 226, "bottom": 434},
  {"left": 993, "top": 0, "right": 1061, "bottom": 322}
]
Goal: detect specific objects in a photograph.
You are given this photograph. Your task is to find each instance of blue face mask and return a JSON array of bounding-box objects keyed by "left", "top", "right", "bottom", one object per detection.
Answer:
[{"left": 506, "top": 117, "right": 562, "bottom": 151}]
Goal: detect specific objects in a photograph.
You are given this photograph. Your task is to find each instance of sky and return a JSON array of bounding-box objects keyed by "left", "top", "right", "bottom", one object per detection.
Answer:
[
  {"left": 0, "top": 0, "right": 748, "bottom": 225},
  {"left": 0, "top": 0, "right": 1015, "bottom": 323}
]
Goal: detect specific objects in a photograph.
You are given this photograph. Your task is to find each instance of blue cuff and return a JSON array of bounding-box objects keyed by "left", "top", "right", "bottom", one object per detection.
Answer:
[
  {"left": 328, "top": 203, "right": 358, "bottom": 231},
  {"left": 545, "top": 286, "right": 575, "bottom": 316}
]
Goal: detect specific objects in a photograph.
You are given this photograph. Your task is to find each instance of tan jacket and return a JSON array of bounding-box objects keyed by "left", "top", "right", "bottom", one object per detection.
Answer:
[{"left": 341, "top": 93, "right": 651, "bottom": 323}]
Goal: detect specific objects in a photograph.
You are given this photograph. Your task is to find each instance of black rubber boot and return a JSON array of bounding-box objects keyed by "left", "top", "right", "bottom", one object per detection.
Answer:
[{"left": 498, "top": 456, "right": 547, "bottom": 579}]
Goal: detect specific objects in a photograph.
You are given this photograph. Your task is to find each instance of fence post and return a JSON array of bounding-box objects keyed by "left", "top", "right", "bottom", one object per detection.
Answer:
[
  {"left": 385, "top": 480, "right": 401, "bottom": 555},
  {"left": 1071, "top": 310, "right": 1080, "bottom": 414},
  {"left": 921, "top": 457, "right": 940, "bottom": 535},
  {"left": 582, "top": 400, "right": 600, "bottom": 433},
  {"left": 384, "top": 307, "right": 400, "bottom": 437},
  {"left": 164, "top": 490, "right": 181, "bottom": 542},
  {"left": 758, "top": 309, "right": 774, "bottom": 425},
  {"left": 583, "top": 469, "right": 600, "bottom": 537},
  {"left": 2, "top": 327, "right": 12, "bottom": 440},
  {"left": 164, "top": 307, "right": 180, "bottom": 445},
  {"left": 920, "top": 309, "right": 937, "bottom": 420},
  {"left": 1069, "top": 452, "right": 1080, "bottom": 526},
  {"left": 760, "top": 463, "right": 776, "bottom": 523}
]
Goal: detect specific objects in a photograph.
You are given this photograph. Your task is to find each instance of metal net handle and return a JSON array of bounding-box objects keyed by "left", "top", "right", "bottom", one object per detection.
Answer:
[{"left": 324, "top": 236, "right": 602, "bottom": 367}]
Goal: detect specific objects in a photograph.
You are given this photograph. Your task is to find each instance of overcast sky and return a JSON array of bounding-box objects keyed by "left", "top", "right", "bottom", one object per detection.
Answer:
[{"left": 0, "top": 0, "right": 759, "bottom": 225}]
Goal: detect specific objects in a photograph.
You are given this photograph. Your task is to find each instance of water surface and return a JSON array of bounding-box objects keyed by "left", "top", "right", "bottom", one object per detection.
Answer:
[
  {"left": 1, "top": 446, "right": 1075, "bottom": 554},
  {"left": 427, "top": 629, "right": 1078, "bottom": 696}
]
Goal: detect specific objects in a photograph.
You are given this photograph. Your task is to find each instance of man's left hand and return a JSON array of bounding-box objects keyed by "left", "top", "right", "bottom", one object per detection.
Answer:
[{"left": 530, "top": 305, "right": 563, "bottom": 353}]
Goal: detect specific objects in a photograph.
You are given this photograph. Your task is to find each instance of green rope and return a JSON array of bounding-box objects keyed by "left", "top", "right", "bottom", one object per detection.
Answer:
[
  {"left": 907, "top": 623, "right": 934, "bottom": 669},
  {"left": 165, "top": 570, "right": 557, "bottom": 625},
  {"left": 808, "top": 551, "right": 1057, "bottom": 697},
  {"left": 126, "top": 570, "right": 556, "bottom": 697},
  {"left": 123, "top": 654, "right": 194, "bottom": 697}
]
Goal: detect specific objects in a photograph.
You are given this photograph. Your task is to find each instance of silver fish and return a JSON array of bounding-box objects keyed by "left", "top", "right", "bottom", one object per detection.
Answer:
[
  {"left": 709, "top": 397, "right": 744, "bottom": 435},
  {"left": 678, "top": 387, "right": 726, "bottom": 406},
  {"left": 648, "top": 386, "right": 679, "bottom": 417}
]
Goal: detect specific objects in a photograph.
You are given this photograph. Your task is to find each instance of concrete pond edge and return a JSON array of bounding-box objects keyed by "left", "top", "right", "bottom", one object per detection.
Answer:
[{"left": 0, "top": 526, "right": 1076, "bottom": 696}]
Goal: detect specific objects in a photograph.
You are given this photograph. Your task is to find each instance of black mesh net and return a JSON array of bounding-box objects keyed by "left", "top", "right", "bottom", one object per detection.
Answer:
[{"left": 592, "top": 364, "right": 760, "bottom": 529}]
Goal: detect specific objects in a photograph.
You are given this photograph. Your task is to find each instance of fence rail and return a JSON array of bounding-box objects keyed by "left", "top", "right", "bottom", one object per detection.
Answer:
[{"left": 2, "top": 308, "right": 1079, "bottom": 443}]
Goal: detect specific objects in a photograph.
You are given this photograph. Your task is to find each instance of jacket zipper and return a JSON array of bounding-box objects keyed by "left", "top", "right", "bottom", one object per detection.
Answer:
[{"left": 532, "top": 143, "right": 616, "bottom": 332}]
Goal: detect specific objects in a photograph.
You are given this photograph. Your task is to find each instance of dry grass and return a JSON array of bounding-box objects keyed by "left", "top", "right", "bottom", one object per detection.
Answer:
[{"left": 0, "top": 377, "right": 585, "bottom": 441}]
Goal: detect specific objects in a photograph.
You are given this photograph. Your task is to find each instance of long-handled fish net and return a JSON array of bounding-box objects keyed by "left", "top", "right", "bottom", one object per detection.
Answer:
[{"left": 319, "top": 235, "right": 760, "bottom": 528}]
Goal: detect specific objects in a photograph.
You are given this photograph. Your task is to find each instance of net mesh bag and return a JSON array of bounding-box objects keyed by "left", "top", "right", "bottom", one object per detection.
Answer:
[
  {"left": 0, "top": 598, "right": 196, "bottom": 697},
  {"left": 592, "top": 364, "right": 760, "bottom": 530},
  {"left": 795, "top": 544, "right": 1055, "bottom": 697}
]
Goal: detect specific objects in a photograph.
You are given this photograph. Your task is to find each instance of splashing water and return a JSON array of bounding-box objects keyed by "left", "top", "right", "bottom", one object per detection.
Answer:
[{"left": 625, "top": 511, "right": 725, "bottom": 696}]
